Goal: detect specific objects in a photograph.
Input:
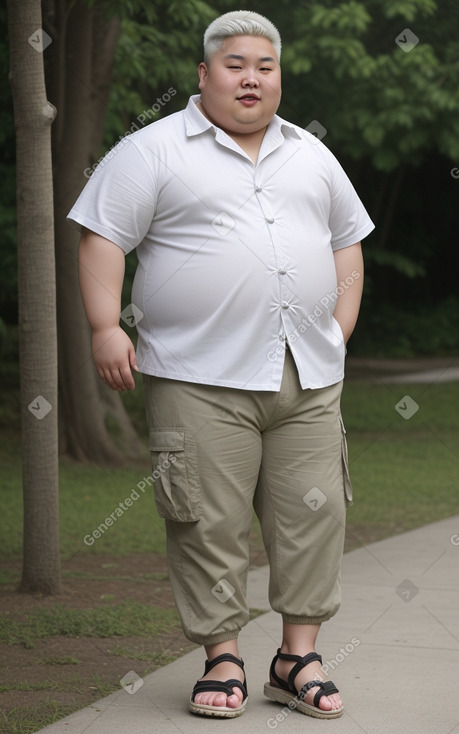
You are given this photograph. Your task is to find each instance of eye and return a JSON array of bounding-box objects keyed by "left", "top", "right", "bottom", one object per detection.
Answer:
[
  {"left": 260, "top": 67, "right": 272, "bottom": 72},
  {"left": 228, "top": 65, "right": 242, "bottom": 70}
]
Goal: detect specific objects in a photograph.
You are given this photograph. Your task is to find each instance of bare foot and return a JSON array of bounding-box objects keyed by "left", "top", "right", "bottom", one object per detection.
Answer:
[
  {"left": 274, "top": 651, "right": 342, "bottom": 712},
  {"left": 194, "top": 659, "right": 245, "bottom": 709}
]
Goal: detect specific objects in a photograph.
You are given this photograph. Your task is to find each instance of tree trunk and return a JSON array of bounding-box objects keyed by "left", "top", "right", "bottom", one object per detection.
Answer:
[
  {"left": 7, "top": 0, "right": 61, "bottom": 593},
  {"left": 376, "top": 165, "right": 407, "bottom": 251},
  {"left": 42, "top": 0, "right": 144, "bottom": 464}
]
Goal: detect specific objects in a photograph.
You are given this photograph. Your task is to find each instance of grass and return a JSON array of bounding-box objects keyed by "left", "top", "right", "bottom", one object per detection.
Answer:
[
  {"left": 41, "top": 656, "right": 82, "bottom": 666},
  {"left": 0, "top": 602, "right": 181, "bottom": 648},
  {"left": 1, "top": 455, "right": 164, "bottom": 560},
  {"left": 1, "top": 372, "right": 459, "bottom": 734},
  {"left": 0, "top": 674, "right": 118, "bottom": 734},
  {"left": 2, "top": 379, "right": 459, "bottom": 565},
  {"left": 341, "top": 379, "right": 459, "bottom": 540},
  {"left": 1, "top": 703, "right": 82, "bottom": 734}
]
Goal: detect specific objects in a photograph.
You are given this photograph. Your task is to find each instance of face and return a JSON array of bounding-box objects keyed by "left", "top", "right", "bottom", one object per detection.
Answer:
[{"left": 198, "top": 35, "right": 282, "bottom": 136}]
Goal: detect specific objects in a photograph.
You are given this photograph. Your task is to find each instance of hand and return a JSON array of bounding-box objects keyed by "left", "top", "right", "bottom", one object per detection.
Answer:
[{"left": 92, "top": 326, "right": 139, "bottom": 391}]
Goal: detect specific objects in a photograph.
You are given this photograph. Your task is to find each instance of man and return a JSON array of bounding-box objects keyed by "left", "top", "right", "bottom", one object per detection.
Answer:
[{"left": 70, "top": 10, "right": 374, "bottom": 720}]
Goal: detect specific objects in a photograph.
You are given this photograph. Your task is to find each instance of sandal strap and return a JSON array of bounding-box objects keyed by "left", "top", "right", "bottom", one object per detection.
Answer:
[
  {"left": 269, "top": 649, "right": 324, "bottom": 695},
  {"left": 298, "top": 679, "right": 340, "bottom": 708},
  {"left": 192, "top": 653, "right": 248, "bottom": 703},
  {"left": 287, "top": 652, "right": 322, "bottom": 692},
  {"left": 191, "top": 677, "right": 247, "bottom": 702},
  {"left": 203, "top": 652, "right": 245, "bottom": 676},
  {"left": 269, "top": 649, "right": 290, "bottom": 691}
]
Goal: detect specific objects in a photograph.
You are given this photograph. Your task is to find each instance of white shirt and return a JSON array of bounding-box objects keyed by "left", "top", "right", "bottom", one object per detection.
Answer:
[{"left": 68, "top": 95, "right": 374, "bottom": 390}]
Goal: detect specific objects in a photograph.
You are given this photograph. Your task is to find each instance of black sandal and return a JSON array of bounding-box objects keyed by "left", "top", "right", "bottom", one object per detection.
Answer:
[
  {"left": 264, "top": 649, "right": 343, "bottom": 719},
  {"left": 189, "top": 652, "right": 248, "bottom": 718}
]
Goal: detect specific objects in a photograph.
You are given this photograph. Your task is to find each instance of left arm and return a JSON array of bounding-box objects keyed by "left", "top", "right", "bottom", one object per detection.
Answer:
[{"left": 333, "top": 242, "right": 364, "bottom": 345}]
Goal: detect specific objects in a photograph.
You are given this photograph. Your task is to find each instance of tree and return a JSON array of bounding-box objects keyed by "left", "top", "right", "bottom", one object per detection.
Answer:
[
  {"left": 42, "top": 0, "right": 216, "bottom": 464},
  {"left": 7, "top": 0, "right": 61, "bottom": 593},
  {"left": 42, "top": 0, "right": 141, "bottom": 464},
  {"left": 273, "top": 0, "right": 459, "bottom": 256}
]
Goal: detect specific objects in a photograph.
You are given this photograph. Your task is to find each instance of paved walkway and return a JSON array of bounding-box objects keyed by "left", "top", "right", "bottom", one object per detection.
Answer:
[
  {"left": 38, "top": 515, "right": 459, "bottom": 734},
  {"left": 345, "top": 355, "right": 459, "bottom": 384}
]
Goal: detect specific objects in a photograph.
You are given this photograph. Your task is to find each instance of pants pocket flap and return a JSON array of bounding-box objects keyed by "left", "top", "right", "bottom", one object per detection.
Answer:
[
  {"left": 148, "top": 428, "right": 201, "bottom": 522},
  {"left": 339, "top": 415, "right": 353, "bottom": 507},
  {"left": 149, "top": 430, "right": 185, "bottom": 452}
]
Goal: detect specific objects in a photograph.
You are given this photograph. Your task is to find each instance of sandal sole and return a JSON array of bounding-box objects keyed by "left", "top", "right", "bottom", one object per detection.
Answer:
[
  {"left": 189, "top": 696, "right": 248, "bottom": 718},
  {"left": 264, "top": 683, "right": 343, "bottom": 719}
]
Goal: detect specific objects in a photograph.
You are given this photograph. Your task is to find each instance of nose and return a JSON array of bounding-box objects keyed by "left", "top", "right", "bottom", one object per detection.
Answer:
[{"left": 242, "top": 67, "right": 259, "bottom": 87}]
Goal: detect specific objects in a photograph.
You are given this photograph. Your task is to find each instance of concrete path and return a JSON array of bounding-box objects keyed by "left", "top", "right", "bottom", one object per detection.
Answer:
[{"left": 37, "top": 515, "right": 459, "bottom": 734}]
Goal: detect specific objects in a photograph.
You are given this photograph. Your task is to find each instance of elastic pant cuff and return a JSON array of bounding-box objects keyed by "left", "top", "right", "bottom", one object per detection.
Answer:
[
  {"left": 282, "top": 610, "right": 338, "bottom": 625},
  {"left": 183, "top": 629, "right": 241, "bottom": 646}
]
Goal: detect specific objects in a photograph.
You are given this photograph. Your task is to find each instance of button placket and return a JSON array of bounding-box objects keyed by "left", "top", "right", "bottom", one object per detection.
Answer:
[{"left": 253, "top": 170, "right": 290, "bottom": 351}]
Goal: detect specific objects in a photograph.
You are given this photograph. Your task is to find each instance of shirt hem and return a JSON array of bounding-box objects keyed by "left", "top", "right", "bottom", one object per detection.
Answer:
[
  {"left": 331, "top": 221, "right": 375, "bottom": 251},
  {"left": 66, "top": 211, "right": 133, "bottom": 254},
  {"left": 138, "top": 365, "right": 344, "bottom": 392}
]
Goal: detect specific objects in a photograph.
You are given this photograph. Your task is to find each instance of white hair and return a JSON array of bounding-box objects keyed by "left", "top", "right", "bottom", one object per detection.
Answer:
[{"left": 203, "top": 10, "right": 281, "bottom": 64}]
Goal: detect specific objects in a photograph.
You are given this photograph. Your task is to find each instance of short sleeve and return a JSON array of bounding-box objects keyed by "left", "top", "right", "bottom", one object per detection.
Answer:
[
  {"left": 321, "top": 145, "right": 375, "bottom": 251},
  {"left": 67, "top": 138, "right": 158, "bottom": 254}
]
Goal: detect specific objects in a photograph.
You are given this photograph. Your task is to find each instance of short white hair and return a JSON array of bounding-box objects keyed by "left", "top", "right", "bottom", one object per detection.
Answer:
[{"left": 203, "top": 10, "right": 281, "bottom": 64}]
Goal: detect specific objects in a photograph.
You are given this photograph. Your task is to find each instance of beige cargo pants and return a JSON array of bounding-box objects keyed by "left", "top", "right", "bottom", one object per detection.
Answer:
[{"left": 143, "top": 348, "right": 353, "bottom": 646}]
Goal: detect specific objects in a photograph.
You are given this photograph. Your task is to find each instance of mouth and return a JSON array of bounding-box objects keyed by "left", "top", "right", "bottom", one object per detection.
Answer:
[{"left": 237, "top": 94, "right": 260, "bottom": 106}]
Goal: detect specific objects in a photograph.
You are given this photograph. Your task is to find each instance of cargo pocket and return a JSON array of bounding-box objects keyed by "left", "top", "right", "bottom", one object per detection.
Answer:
[
  {"left": 339, "top": 415, "right": 353, "bottom": 507},
  {"left": 149, "top": 429, "right": 202, "bottom": 522}
]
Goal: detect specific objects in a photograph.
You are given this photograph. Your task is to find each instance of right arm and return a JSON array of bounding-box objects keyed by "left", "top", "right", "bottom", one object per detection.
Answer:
[{"left": 78, "top": 228, "right": 139, "bottom": 391}]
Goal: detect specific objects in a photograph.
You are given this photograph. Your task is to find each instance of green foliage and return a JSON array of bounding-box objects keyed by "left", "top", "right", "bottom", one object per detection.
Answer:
[
  {"left": 352, "top": 296, "right": 459, "bottom": 356},
  {"left": 278, "top": 0, "right": 459, "bottom": 169},
  {"left": 2, "top": 0, "right": 458, "bottom": 351},
  {"left": 103, "top": 0, "right": 217, "bottom": 145}
]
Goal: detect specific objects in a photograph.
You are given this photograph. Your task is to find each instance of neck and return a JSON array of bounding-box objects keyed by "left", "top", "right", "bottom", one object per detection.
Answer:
[{"left": 196, "top": 101, "right": 268, "bottom": 162}]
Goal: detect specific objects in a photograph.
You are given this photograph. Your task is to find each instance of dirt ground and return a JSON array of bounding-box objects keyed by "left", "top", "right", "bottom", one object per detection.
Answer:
[
  {"left": 0, "top": 525, "right": 381, "bottom": 734},
  {"left": 3, "top": 353, "right": 441, "bottom": 730},
  {"left": 0, "top": 537, "right": 274, "bottom": 730}
]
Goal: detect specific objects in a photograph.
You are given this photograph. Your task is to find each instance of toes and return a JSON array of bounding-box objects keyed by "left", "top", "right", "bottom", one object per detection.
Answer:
[
  {"left": 212, "top": 692, "right": 228, "bottom": 707},
  {"left": 199, "top": 692, "right": 227, "bottom": 707},
  {"left": 194, "top": 689, "right": 242, "bottom": 709},
  {"left": 318, "top": 693, "right": 342, "bottom": 711},
  {"left": 226, "top": 692, "right": 243, "bottom": 709},
  {"left": 317, "top": 693, "right": 333, "bottom": 710}
]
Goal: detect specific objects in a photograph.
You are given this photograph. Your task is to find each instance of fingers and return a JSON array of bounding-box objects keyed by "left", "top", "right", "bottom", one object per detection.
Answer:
[
  {"left": 92, "top": 328, "right": 138, "bottom": 391},
  {"left": 128, "top": 344, "right": 139, "bottom": 373},
  {"left": 98, "top": 363, "right": 136, "bottom": 391}
]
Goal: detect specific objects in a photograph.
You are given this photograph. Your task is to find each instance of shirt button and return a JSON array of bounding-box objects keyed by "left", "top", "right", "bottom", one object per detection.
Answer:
[
  {"left": 266, "top": 217, "right": 275, "bottom": 224},
  {"left": 278, "top": 269, "right": 287, "bottom": 275},
  {"left": 281, "top": 301, "right": 289, "bottom": 309},
  {"left": 255, "top": 185, "right": 262, "bottom": 192}
]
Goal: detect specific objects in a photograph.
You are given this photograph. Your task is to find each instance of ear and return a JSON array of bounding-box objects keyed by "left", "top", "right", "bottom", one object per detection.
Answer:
[{"left": 198, "top": 62, "right": 208, "bottom": 90}]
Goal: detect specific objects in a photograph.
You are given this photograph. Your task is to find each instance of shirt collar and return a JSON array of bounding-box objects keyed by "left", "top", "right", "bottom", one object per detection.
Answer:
[{"left": 184, "top": 94, "right": 302, "bottom": 142}]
